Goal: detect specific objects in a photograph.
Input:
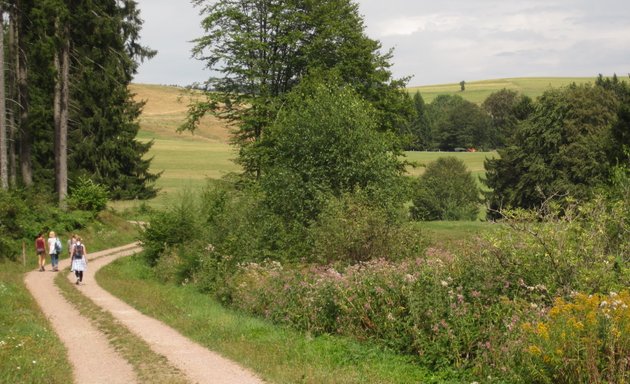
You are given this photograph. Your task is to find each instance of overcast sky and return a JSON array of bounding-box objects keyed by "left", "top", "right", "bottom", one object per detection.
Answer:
[{"left": 133, "top": 0, "right": 630, "bottom": 87}]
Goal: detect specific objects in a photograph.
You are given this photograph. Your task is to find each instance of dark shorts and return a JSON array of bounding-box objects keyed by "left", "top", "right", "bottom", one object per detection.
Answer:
[{"left": 37, "top": 248, "right": 45, "bottom": 256}]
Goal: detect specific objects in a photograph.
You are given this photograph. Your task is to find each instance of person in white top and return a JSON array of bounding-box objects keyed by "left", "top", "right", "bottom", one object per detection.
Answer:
[{"left": 47, "top": 231, "right": 61, "bottom": 272}]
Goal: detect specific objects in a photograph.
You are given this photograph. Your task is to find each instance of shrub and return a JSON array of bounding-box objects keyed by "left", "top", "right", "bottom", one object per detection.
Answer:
[
  {"left": 410, "top": 157, "right": 480, "bottom": 221},
  {"left": 309, "top": 193, "right": 427, "bottom": 265},
  {"left": 67, "top": 176, "right": 109, "bottom": 213},
  {"left": 520, "top": 291, "right": 630, "bottom": 383}
]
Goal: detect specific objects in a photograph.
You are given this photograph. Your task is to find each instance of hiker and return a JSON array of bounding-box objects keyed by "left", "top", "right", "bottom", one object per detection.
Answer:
[
  {"left": 68, "top": 234, "right": 77, "bottom": 260},
  {"left": 47, "top": 231, "right": 61, "bottom": 272},
  {"left": 71, "top": 237, "right": 88, "bottom": 285},
  {"left": 35, "top": 233, "right": 47, "bottom": 272}
]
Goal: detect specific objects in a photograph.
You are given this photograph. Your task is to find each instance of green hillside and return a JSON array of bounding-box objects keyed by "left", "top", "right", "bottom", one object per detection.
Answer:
[{"left": 407, "top": 77, "right": 597, "bottom": 104}]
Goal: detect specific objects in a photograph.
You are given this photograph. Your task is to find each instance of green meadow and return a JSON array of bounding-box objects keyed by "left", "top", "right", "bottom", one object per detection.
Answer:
[{"left": 408, "top": 76, "right": 597, "bottom": 104}]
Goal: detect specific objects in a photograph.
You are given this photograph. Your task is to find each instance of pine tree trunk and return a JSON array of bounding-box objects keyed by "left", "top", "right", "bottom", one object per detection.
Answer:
[
  {"left": 54, "top": 24, "right": 70, "bottom": 206},
  {"left": 16, "top": 0, "right": 32, "bottom": 186},
  {"left": 8, "top": 5, "right": 18, "bottom": 187},
  {"left": 0, "top": 8, "right": 8, "bottom": 190}
]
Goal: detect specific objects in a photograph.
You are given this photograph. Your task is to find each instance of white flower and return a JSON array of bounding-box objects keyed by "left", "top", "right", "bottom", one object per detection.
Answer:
[{"left": 440, "top": 280, "right": 449, "bottom": 287}]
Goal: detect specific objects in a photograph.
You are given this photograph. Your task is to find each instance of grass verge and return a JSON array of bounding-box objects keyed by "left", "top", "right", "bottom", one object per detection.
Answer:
[
  {"left": 98, "top": 255, "right": 465, "bottom": 384},
  {"left": 54, "top": 268, "right": 189, "bottom": 384},
  {"left": 0, "top": 262, "right": 72, "bottom": 384}
]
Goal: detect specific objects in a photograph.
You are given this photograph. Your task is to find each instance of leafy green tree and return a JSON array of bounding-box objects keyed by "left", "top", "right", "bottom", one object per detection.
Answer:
[
  {"left": 410, "top": 156, "right": 480, "bottom": 221},
  {"left": 482, "top": 88, "right": 533, "bottom": 148},
  {"left": 257, "top": 75, "right": 407, "bottom": 225},
  {"left": 426, "top": 94, "right": 491, "bottom": 150},
  {"left": 484, "top": 84, "right": 619, "bottom": 216},
  {"left": 184, "top": 0, "right": 413, "bottom": 176},
  {"left": 596, "top": 74, "right": 630, "bottom": 166}
]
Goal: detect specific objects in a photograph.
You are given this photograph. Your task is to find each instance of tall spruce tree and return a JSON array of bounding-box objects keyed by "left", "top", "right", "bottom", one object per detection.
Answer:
[
  {"left": 8, "top": 0, "right": 159, "bottom": 199},
  {"left": 66, "top": 0, "right": 159, "bottom": 199}
]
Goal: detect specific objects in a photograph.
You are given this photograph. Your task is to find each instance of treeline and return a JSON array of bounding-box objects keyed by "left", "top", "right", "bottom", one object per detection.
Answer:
[
  {"left": 0, "top": 0, "right": 159, "bottom": 203},
  {"left": 406, "top": 88, "right": 530, "bottom": 151}
]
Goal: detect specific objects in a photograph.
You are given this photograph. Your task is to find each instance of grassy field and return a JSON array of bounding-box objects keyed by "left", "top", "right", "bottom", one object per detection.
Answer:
[{"left": 407, "top": 76, "right": 597, "bottom": 104}]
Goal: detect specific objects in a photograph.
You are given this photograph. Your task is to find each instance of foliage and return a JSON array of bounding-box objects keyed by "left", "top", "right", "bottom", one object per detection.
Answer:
[
  {"left": 309, "top": 192, "right": 427, "bottom": 265},
  {"left": 410, "top": 157, "right": 480, "bottom": 221},
  {"left": 11, "top": 0, "right": 159, "bottom": 199},
  {"left": 426, "top": 94, "right": 492, "bottom": 151},
  {"left": 484, "top": 84, "right": 620, "bottom": 215},
  {"left": 484, "top": 196, "right": 629, "bottom": 297},
  {"left": 257, "top": 77, "right": 408, "bottom": 225},
  {"left": 66, "top": 177, "right": 109, "bottom": 213},
  {"left": 520, "top": 291, "right": 630, "bottom": 383},
  {"left": 139, "top": 190, "right": 204, "bottom": 266},
  {"left": 185, "top": 0, "right": 413, "bottom": 175},
  {"left": 406, "top": 91, "right": 431, "bottom": 150},
  {"left": 0, "top": 189, "right": 91, "bottom": 260},
  {"left": 482, "top": 88, "right": 533, "bottom": 148}
]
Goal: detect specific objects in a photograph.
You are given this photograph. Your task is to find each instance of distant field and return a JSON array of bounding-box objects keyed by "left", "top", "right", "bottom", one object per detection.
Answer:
[{"left": 408, "top": 77, "right": 597, "bottom": 104}]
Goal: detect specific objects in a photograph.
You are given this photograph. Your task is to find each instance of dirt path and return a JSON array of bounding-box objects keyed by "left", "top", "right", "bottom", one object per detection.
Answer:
[{"left": 25, "top": 243, "right": 264, "bottom": 384}]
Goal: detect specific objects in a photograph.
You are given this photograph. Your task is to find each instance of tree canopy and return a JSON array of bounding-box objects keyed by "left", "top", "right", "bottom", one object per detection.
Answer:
[
  {"left": 0, "top": 0, "right": 159, "bottom": 199},
  {"left": 257, "top": 75, "right": 407, "bottom": 224},
  {"left": 484, "top": 84, "right": 620, "bottom": 215},
  {"left": 184, "top": 0, "right": 413, "bottom": 176}
]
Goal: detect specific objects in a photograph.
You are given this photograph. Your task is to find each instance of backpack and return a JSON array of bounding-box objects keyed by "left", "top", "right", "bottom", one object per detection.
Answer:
[
  {"left": 74, "top": 243, "right": 84, "bottom": 258},
  {"left": 54, "top": 238, "right": 62, "bottom": 253}
]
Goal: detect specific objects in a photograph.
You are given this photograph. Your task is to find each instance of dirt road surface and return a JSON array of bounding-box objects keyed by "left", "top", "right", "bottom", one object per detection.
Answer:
[{"left": 25, "top": 243, "right": 264, "bottom": 384}]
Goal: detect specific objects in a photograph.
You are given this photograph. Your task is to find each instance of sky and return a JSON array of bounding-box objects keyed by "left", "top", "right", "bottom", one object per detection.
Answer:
[{"left": 133, "top": 0, "right": 630, "bottom": 87}]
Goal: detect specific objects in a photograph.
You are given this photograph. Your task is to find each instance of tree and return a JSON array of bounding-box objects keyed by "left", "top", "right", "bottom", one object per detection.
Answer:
[
  {"left": 184, "top": 0, "right": 413, "bottom": 176},
  {"left": 66, "top": 0, "right": 159, "bottom": 199},
  {"left": 410, "top": 156, "right": 480, "bottom": 221},
  {"left": 0, "top": 5, "right": 7, "bottom": 190},
  {"left": 482, "top": 88, "right": 533, "bottom": 148},
  {"left": 406, "top": 91, "right": 431, "bottom": 150},
  {"left": 484, "top": 84, "right": 619, "bottom": 216},
  {"left": 460, "top": 80, "right": 465, "bottom": 91},
  {"left": 257, "top": 75, "right": 407, "bottom": 225},
  {"left": 596, "top": 74, "right": 630, "bottom": 165},
  {"left": 426, "top": 94, "right": 491, "bottom": 150}
]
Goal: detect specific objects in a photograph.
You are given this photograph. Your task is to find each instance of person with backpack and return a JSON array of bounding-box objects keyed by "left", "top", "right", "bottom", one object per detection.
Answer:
[
  {"left": 71, "top": 236, "right": 88, "bottom": 285},
  {"left": 35, "top": 233, "right": 47, "bottom": 272},
  {"left": 47, "top": 231, "right": 62, "bottom": 272}
]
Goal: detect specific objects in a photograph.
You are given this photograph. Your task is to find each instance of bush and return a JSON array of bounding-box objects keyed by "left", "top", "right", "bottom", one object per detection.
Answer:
[
  {"left": 67, "top": 176, "right": 109, "bottom": 213},
  {"left": 0, "top": 189, "right": 91, "bottom": 261},
  {"left": 309, "top": 193, "right": 427, "bottom": 265},
  {"left": 411, "top": 157, "right": 480, "bottom": 221},
  {"left": 520, "top": 291, "right": 630, "bottom": 383}
]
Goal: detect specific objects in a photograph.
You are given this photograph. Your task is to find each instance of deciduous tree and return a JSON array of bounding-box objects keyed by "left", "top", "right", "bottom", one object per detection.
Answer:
[{"left": 184, "top": 0, "right": 413, "bottom": 176}]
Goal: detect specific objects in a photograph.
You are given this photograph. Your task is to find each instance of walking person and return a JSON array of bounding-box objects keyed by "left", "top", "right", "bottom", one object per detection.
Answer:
[
  {"left": 71, "top": 237, "right": 88, "bottom": 285},
  {"left": 35, "top": 233, "right": 47, "bottom": 271},
  {"left": 67, "top": 234, "right": 77, "bottom": 261},
  {"left": 47, "top": 231, "right": 62, "bottom": 272}
]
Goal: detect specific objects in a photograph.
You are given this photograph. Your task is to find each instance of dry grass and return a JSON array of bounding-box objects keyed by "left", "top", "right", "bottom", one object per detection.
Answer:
[{"left": 130, "top": 83, "right": 233, "bottom": 143}]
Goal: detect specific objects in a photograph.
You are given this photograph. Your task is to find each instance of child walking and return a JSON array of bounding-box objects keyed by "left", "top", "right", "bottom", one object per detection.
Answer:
[{"left": 71, "top": 237, "right": 88, "bottom": 285}]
